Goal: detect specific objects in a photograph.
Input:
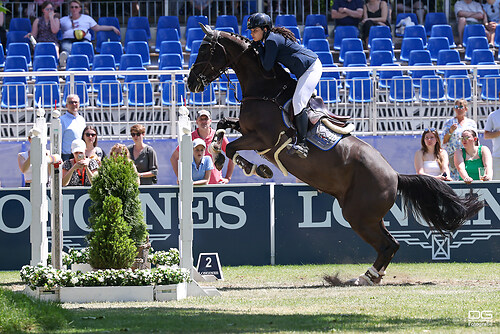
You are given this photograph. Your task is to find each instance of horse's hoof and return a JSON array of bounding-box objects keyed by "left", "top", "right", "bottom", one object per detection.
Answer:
[
  {"left": 348, "top": 275, "right": 374, "bottom": 286},
  {"left": 256, "top": 164, "right": 273, "bottom": 178},
  {"left": 214, "top": 154, "right": 225, "bottom": 171}
]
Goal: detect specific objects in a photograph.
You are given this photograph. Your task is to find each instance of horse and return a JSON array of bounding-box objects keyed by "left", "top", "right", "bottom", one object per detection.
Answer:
[{"left": 187, "top": 24, "right": 484, "bottom": 285}]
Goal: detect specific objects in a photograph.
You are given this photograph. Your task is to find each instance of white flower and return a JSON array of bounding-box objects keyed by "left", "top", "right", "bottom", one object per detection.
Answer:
[{"left": 71, "top": 277, "right": 79, "bottom": 284}]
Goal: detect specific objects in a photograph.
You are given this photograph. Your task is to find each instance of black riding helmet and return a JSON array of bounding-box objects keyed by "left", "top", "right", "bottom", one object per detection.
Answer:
[{"left": 247, "top": 13, "right": 272, "bottom": 31}]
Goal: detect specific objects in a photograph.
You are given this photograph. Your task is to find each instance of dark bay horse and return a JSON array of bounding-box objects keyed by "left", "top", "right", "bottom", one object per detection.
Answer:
[{"left": 187, "top": 24, "right": 484, "bottom": 285}]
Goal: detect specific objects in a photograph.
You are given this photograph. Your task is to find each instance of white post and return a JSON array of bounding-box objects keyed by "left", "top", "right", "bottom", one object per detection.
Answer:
[
  {"left": 30, "top": 108, "right": 49, "bottom": 266},
  {"left": 50, "top": 109, "right": 63, "bottom": 269}
]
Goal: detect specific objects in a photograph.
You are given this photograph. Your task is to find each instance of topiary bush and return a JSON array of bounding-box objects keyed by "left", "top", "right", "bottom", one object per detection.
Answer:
[{"left": 88, "top": 196, "right": 137, "bottom": 269}]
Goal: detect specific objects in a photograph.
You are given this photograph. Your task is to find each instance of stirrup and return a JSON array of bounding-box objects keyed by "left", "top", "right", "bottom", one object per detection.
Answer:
[{"left": 287, "top": 142, "right": 308, "bottom": 159}]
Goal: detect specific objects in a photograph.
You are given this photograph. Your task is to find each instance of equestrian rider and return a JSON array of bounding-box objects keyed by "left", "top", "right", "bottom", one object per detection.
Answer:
[{"left": 247, "top": 13, "right": 322, "bottom": 159}]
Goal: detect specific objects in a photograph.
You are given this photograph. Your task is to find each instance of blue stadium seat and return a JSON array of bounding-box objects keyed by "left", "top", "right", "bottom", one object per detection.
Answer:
[
  {"left": 189, "top": 53, "right": 198, "bottom": 67},
  {"left": 66, "top": 54, "right": 90, "bottom": 70},
  {"left": 345, "top": 64, "right": 370, "bottom": 89},
  {"left": 127, "top": 80, "right": 153, "bottom": 106},
  {"left": 447, "top": 75, "right": 472, "bottom": 101},
  {"left": 411, "top": 63, "right": 435, "bottom": 88},
  {"left": 119, "top": 54, "right": 143, "bottom": 71},
  {"left": 368, "top": 25, "right": 392, "bottom": 49},
  {"left": 34, "top": 42, "right": 58, "bottom": 64},
  {"left": 285, "top": 26, "right": 301, "bottom": 44},
  {"left": 305, "top": 14, "right": 328, "bottom": 36},
  {"left": 93, "top": 67, "right": 117, "bottom": 91},
  {"left": 7, "top": 43, "right": 32, "bottom": 66},
  {"left": 242, "top": 14, "right": 252, "bottom": 34},
  {"left": 3, "top": 69, "right": 27, "bottom": 84},
  {"left": 316, "top": 51, "right": 334, "bottom": 66},
  {"left": 124, "top": 29, "right": 148, "bottom": 46},
  {"left": 1, "top": 83, "right": 27, "bottom": 109},
  {"left": 155, "top": 28, "right": 180, "bottom": 52},
  {"left": 389, "top": 76, "right": 414, "bottom": 102},
  {"left": 343, "top": 51, "right": 367, "bottom": 68},
  {"left": 400, "top": 37, "right": 424, "bottom": 62},
  {"left": 339, "top": 38, "right": 363, "bottom": 63},
  {"left": 370, "top": 38, "right": 396, "bottom": 60},
  {"left": 495, "top": 25, "right": 500, "bottom": 48},
  {"left": 395, "top": 13, "right": 418, "bottom": 37},
  {"left": 9, "top": 18, "right": 31, "bottom": 33},
  {"left": 216, "top": 15, "right": 239, "bottom": 34},
  {"left": 124, "top": 67, "right": 148, "bottom": 90},
  {"left": 71, "top": 42, "right": 94, "bottom": 66},
  {"left": 186, "top": 15, "right": 209, "bottom": 37},
  {"left": 464, "top": 36, "right": 489, "bottom": 61},
  {"left": 303, "top": 26, "right": 325, "bottom": 49},
  {"left": 218, "top": 72, "right": 237, "bottom": 91},
  {"left": 370, "top": 50, "right": 394, "bottom": 66},
  {"left": 408, "top": 50, "right": 431, "bottom": 66},
  {"left": 477, "top": 62, "right": 499, "bottom": 86},
  {"left": 307, "top": 39, "right": 330, "bottom": 52},
  {"left": 125, "top": 41, "right": 150, "bottom": 66},
  {"left": 6, "top": 31, "right": 29, "bottom": 47},
  {"left": 426, "top": 37, "right": 450, "bottom": 62},
  {"left": 159, "top": 40, "right": 183, "bottom": 58},
  {"left": 436, "top": 49, "right": 460, "bottom": 73},
  {"left": 403, "top": 25, "right": 428, "bottom": 47},
  {"left": 420, "top": 75, "right": 445, "bottom": 101},
  {"left": 33, "top": 55, "right": 57, "bottom": 71},
  {"left": 189, "top": 83, "right": 216, "bottom": 105},
  {"left": 5, "top": 56, "right": 28, "bottom": 72},
  {"left": 159, "top": 53, "right": 182, "bottom": 70},
  {"left": 62, "top": 81, "right": 89, "bottom": 107},
  {"left": 0, "top": 44, "right": 5, "bottom": 68},
  {"left": 186, "top": 28, "right": 206, "bottom": 52},
  {"left": 424, "top": 12, "right": 447, "bottom": 36},
  {"left": 379, "top": 64, "right": 403, "bottom": 89},
  {"left": 348, "top": 77, "right": 372, "bottom": 103},
  {"left": 443, "top": 62, "right": 467, "bottom": 78},
  {"left": 100, "top": 42, "right": 123, "bottom": 67},
  {"left": 93, "top": 54, "right": 116, "bottom": 69},
  {"left": 470, "top": 49, "right": 495, "bottom": 65},
  {"left": 96, "top": 80, "right": 123, "bottom": 107},
  {"left": 161, "top": 80, "right": 186, "bottom": 106},
  {"left": 127, "top": 16, "right": 151, "bottom": 39},
  {"left": 333, "top": 25, "right": 358, "bottom": 50},
  {"left": 64, "top": 68, "right": 91, "bottom": 92},
  {"left": 190, "top": 40, "right": 202, "bottom": 54},
  {"left": 95, "top": 30, "right": 121, "bottom": 54},
  {"left": 98, "top": 17, "right": 120, "bottom": 29},
  {"left": 463, "top": 24, "right": 486, "bottom": 48},
  {"left": 481, "top": 75, "right": 500, "bottom": 100},
  {"left": 225, "top": 81, "right": 243, "bottom": 105},
  {"left": 216, "top": 27, "right": 235, "bottom": 34},
  {"left": 34, "top": 81, "right": 60, "bottom": 108},
  {"left": 158, "top": 16, "right": 181, "bottom": 38},
  {"left": 430, "top": 25, "right": 456, "bottom": 48},
  {"left": 275, "top": 14, "right": 297, "bottom": 27},
  {"left": 317, "top": 79, "right": 339, "bottom": 103}
]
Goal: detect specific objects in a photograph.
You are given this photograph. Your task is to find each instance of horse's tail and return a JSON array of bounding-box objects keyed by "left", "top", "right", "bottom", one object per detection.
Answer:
[{"left": 397, "top": 174, "right": 484, "bottom": 234}]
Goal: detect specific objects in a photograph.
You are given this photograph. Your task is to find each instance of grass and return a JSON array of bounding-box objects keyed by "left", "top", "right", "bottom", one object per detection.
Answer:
[{"left": 1, "top": 263, "right": 499, "bottom": 333}]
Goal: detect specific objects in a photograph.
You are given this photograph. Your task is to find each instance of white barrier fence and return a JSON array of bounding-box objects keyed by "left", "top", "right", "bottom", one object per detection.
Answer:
[{"left": 0, "top": 65, "right": 499, "bottom": 142}]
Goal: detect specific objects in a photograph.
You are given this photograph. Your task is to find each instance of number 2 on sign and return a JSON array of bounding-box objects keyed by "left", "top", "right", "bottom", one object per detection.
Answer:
[{"left": 205, "top": 257, "right": 212, "bottom": 268}]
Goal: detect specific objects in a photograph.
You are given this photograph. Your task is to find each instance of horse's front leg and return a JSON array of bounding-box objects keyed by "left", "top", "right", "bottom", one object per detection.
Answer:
[
  {"left": 209, "top": 117, "right": 241, "bottom": 171},
  {"left": 226, "top": 134, "right": 273, "bottom": 179}
]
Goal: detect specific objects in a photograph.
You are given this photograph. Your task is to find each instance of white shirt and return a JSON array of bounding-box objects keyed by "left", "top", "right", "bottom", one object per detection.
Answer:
[
  {"left": 60, "top": 14, "right": 97, "bottom": 41},
  {"left": 60, "top": 112, "right": 86, "bottom": 154},
  {"left": 485, "top": 108, "right": 500, "bottom": 157}
]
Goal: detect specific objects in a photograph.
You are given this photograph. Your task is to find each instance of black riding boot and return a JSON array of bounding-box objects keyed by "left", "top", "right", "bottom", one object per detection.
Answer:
[{"left": 289, "top": 109, "right": 309, "bottom": 158}]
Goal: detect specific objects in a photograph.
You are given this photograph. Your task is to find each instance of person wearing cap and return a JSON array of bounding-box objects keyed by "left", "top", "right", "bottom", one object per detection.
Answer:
[
  {"left": 62, "top": 139, "right": 99, "bottom": 186},
  {"left": 454, "top": 128, "right": 492, "bottom": 183},
  {"left": 247, "top": 13, "right": 321, "bottom": 158},
  {"left": 170, "top": 109, "right": 234, "bottom": 184},
  {"left": 59, "top": 0, "right": 120, "bottom": 61},
  {"left": 191, "top": 138, "right": 214, "bottom": 185},
  {"left": 60, "top": 94, "right": 86, "bottom": 162}
]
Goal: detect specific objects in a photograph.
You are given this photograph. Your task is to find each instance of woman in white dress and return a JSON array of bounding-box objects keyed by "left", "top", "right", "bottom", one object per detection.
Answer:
[{"left": 414, "top": 128, "right": 452, "bottom": 181}]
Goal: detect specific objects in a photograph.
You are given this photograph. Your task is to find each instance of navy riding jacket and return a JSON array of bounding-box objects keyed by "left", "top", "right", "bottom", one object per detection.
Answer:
[{"left": 256, "top": 31, "right": 318, "bottom": 78}]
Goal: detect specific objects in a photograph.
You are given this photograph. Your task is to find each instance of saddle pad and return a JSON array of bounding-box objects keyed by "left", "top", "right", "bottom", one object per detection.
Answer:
[{"left": 307, "top": 120, "right": 343, "bottom": 151}]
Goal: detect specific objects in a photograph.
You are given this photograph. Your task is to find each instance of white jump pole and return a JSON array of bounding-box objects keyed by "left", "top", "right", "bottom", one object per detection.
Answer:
[{"left": 50, "top": 108, "right": 63, "bottom": 269}]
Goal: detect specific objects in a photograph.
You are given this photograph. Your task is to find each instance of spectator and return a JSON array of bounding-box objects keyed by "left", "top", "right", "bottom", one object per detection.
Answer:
[
  {"left": 361, "top": 0, "right": 390, "bottom": 46},
  {"left": 455, "top": 0, "right": 488, "bottom": 46},
  {"left": 60, "top": 94, "right": 86, "bottom": 162},
  {"left": 109, "top": 143, "right": 140, "bottom": 185},
  {"left": 483, "top": 0, "right": 500, "bottom": 44},
  {"left": 396, "top": 0, "right": 429, "bottom": 25},
  {"left": 441, "top": 99, "right": 477, "bottom": 180},
  {"left": 483, "top": 94, "right": 500, "bottom": 179},
  {"left": 127, "top": 124, "right": 158, "bottom": 185},
  {"left": 414, "top": 128, "right": 452, "bottom": 181},
  {"left": 330, "top": 0, "right": 364, "bottom": 27},
  {"left": 18, "top": 132, "right": 34, "bottom": 187},
  {"left": 26, "top": 1, "right": 61, "bottom": 54},
  {"left": 191, "top": 138, "right": 214, "bottom": 185},
  {"left": 59, "top": 0, "right": 120, "bottom": 60},
  {"left": 62, "top": 139, "right": 99, "bottom": 186},
  {"left": 170, "top": 109, "right": 235, "bottom": 184},
  {"left": 454, "top": 128, "right": 493, "bottom": 183},
  {"left": 81, "top": 125, "right": 106, "bottom": 164}
]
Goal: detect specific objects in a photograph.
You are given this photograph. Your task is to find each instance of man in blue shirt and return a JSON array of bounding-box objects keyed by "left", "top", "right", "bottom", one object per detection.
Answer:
[
  {"left": 330, "top": 0, "right": 364, "bottom": 27},
  {"left": 60, "top": 94, "right": 86, "bottom": 161}
]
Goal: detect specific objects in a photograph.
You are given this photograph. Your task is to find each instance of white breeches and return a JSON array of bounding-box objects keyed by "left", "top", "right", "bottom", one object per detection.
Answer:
[{"left": 293, "top": 58, "right": 323, "bottom": 116}]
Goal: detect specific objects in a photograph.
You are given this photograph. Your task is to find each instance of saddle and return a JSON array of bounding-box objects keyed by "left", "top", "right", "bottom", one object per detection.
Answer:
[{"left": 285, "top": 95, "right": 351, "bottom": 128}]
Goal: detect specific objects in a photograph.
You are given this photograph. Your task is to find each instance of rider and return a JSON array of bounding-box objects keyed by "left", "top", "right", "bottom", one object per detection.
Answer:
[{"left": 247, "top": 13, "right": 322, "bottom": 159}]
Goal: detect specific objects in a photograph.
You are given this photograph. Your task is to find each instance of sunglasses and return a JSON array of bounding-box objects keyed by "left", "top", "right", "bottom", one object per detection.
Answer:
[
  {"left": 454, "top": 105, "right": 465, "bottom": 109},
  {"left": 68, "top": 100, "right": 79, "bottom": 104},
  {"left": 85, "top": 133, "right": 96, "bottom": 137},
  {"left": 424, "top": 127, "right": 436, "bottom": 132},
  {"left": 131, "top": 133, "right": 142, "bottom": 137}
]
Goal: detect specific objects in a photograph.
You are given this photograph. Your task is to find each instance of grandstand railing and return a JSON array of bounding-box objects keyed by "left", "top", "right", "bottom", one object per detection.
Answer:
[{"left": 0, "top": 64, "right": 498, "bottom": 142}]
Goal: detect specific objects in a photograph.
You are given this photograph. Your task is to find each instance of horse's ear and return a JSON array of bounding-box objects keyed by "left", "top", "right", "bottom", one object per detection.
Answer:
[{"left": 199, "top": 23, "right": 213, "bottom": 37}]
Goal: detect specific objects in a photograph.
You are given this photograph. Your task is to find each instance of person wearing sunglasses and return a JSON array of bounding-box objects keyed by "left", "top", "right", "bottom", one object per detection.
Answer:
[
  {"left": 61, "top": 94, "right": 86, "bottom": 162},
  {"left": 414, "top": 128, "right": 452, "bottom": 181},
  {"left": 25, "top": 1, "right": 61, "bottom": 53},
  {"left": 483, "top": 0, "right": 500, "bottom": 45},
  {"left": 127, "top": 124, "right": 158, "bottom": 185},
  {"left": 454, "top": 128, "right": 493, "bottom": 183},
  {"left": 81, "top": 125, "right": 106, "bottom": 164},
  {"left": 440, "top": 99, "right": 477, "bottom": 180}
]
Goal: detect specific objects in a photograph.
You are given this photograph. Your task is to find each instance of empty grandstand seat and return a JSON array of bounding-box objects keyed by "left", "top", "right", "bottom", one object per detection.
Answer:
[
  {"left": 408, "top": 50, "right": 431, "bottom": 66},
  {"left": 420, "top": 75, "right": 445, "bottom": 101},
  {"left": 339, "top": 38, "right": 363, "bottom": 63},
  {"left": 160, "top": 40, "right": 183, "bottom": 57},
  {"left": 93, "top": 54, "right": 116, "bottom": 69},
  {"left": 216, "top": 15, "right": 239, "bottom": 33},
  {"left": 3, "top": 69, "right": 27, "bottom": 84},
  {"left": 348, "top": 77, "right": 372, "bottom": 103},
  {"left": 6, "top": 31, "right": 29, "bottom": 46},
  {"left": 242, "top": 14, "right": 252, "bottom": 34},
  {"left": 430, "top": 24, "right": 456, "bottom": 48},
  {"left": 158, "top": 16, "right": 181, "bottom": 38},
  {"left": 0, "top": 44, "right": 4, "bottom": 68},
  {"left": 64, "top": 68, "right": 91, "bottom": 92},
  {"left": 155, "top": 28, "right": 180, "bottom": 52},
  {"left": 464, "top": 36, "right": 489, "bottom": 60},
  {"left": 426, "top": 37, "right": 450, "bottom": 62},
  {"left": 9, "top": 18, "right": 31, "bottom": 33},
  {"left": 34, "top": 42, "right": 58, "bottom": 63},
  {"left": 225, "top": 80, "right": 243, "bottom": 105},
  {"left": 436, "top": 49, "right": 461, "bottom": 71},
  {"left": 186, "top": 15, "right": 209, "bottom": 36},
  {"left": 5, "top": 56, "right": 28, "bottom": 72},
  {"left": 7, "top": 42, "right": 32, "bottom": 66},
  {"left": 316, "top": 51, "right": 334, "bottom": 66},
  {"left": 127, "top": 16, "right": 151, "bottom": 39},
  {"left": 463, "top": 24, "right": 486, "bottom": 48},
  {"left": 218, "top": 72, "right": 237, "bottom": 91},
  {"left": 159, "top": 53, "right": 182, "bottom": 69},
  {"left": 495, "top": 25, "right": 500, "bottom": 48},
  {"left": 389, "top": 76, "right": 414, "bottom": 102},
  {"left": 424, "top": 12, "right": 447, "bottom": 36},
  {"left": 395, "top": 13, "right": 418, "bottom": 36},
  {"left": 368, "top": 25, "right": 392, "bottom": 49},
  {"left": 34, "top": 81, "right": 60, "bottom": 108},
  {"left": 305, "top": 14, "right": 328, "bottom": 36},
  {"left": 470, "top": 49, "right": 495, "bottom": 65},
  {"left": 71, "top": 42, "right": 94, "bottom": 66},
  {"left": 275, "top": 14, "right": 297, "bottom": 27},
  {"left": 33, "top": 55, "right": 57, "bottom": 71},
  {"left": 370, "top": 38, "right": 396, "bottom": 60},
  {"left": 127, "top": 80, "right": 153, "bottom": 106},
  {"left": 1, "top": 83, "right": 27, "bottom": 109},
  {"left": 333, "top": 25, "right": 358, "bottom": 50},
  {"left": 481, "top": 75, "right": 500, "bottom": 100},
  {"left": 345, "top": 64, "right": 370, "bottom": 89},
  {"left": 307, "top": 39, "right": 330, "bottom": 52},
  {"left": 95, "top": 30, "right": 121, "bottom": 54},
  {"left": 285, "top": 26, "right": 301, "bottom": 44},
  {"left": 321, "top": 64, "right": 341, "bottom": 87},
  {"left": 411, "top": 63, "right": 436, "bottom": 88},
  {"left": 303, "top": 26, "right": 326, "bottom": 49},
  {"left": 343, "top": 51, "right": 367, "bottom": 68},
  {"left": 100, "top": 42, "right": 123, "bottom": 67},
  {"left": 93, "top": 67, "right": 117, "bottom": 91},
  {"left": 216, "top": 27, "right": 235, "bottom": 34},
  {"left": 317, "top": 79, "right": 339, "bottom": 103},
  {"left": 125, "top": 41, "right": 150, "bottom": 66},
  {"left": 186, "top": 28, "right": 206, "bottom": 52},
  {"left": 400, "top": 37, "right": 424, "bottom": 62},
  {"left": 96, "top": 80, "right": 123, "bottom": 107},
  {"left": 477, "top": 62, "right": 499, "bottom": 86},
  {"left": 124, "top": 29, "right": 148, "bottom": 46},
  {"left": 34, "top": 67, "right": 58, "bottom": 84},
  {"left": 447, "top": 75, "right": 472, "bottom": 100},
  {"left": 190, "top": 40, "right": 203, "bottom": 54},
  {"left": 66, "top": 54, "right": 90, "bottom": 70},
  {"left": 379, "top": 63, "right": 403, "bottom": 89},
  {"left": 162, "top": 80, "right": 186, "bottom": 106},
  {"left": 443, "top": 62, "right": 467, "bottom": 78},
  {"left": 188, "top": 53, "right": 198, "bottom": 67},
  {"left": 124, "top": 67, "right": 148, "bottom": 88},
  {"left": 403, "top": 25, "right": 428, "bottom": 47},
  {"left": 62, "top": 81, "right": 89, "bottom": 107},
  {"left": 118, "top": 54, "right": 143, "bottom": 72},
  {"left": 370, "top": 50, "right": 394, "bottom": 66},
  {"left": 189, "top": 83, "right": 216, "bottom": 105}
]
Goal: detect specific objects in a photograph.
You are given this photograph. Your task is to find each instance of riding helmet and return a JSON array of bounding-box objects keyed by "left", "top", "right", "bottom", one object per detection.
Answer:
[{"left": 247, "top": 13, "right": 272, "bottom": 31}]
